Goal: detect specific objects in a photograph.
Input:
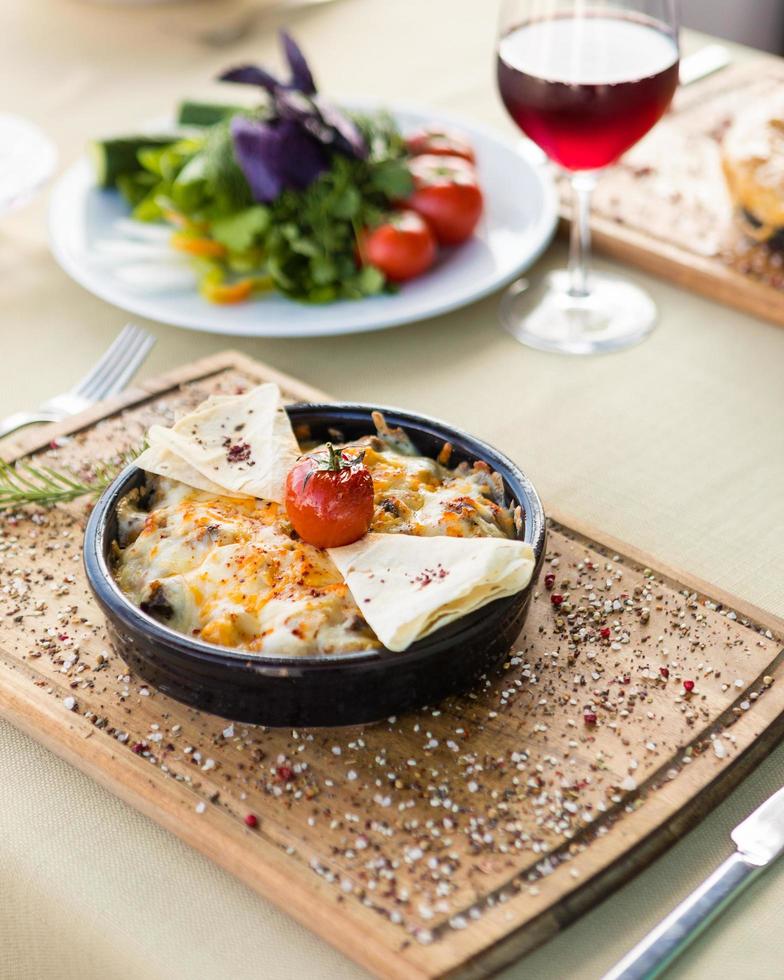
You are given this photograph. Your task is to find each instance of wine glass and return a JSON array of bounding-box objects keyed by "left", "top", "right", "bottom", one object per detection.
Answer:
[{"left": 497, "top": 0, "right": 679, "bottom": 354}]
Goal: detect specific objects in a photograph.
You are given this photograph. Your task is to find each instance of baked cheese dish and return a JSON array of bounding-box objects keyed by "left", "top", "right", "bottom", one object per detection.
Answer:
[{"left": 114, "top": 411, "right": 523, "bottom": 656}]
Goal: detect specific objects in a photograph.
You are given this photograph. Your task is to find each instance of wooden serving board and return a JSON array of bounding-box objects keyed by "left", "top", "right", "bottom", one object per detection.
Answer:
[
  {"left": 2, "top": 351, "right": 784, "bottom": 980},
  {"left": 561, "top": 60, "right": 784, "bottom": 328}
]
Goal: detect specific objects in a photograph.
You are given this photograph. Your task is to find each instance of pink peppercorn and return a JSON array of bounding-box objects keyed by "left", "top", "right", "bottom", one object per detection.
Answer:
[
  {"left": 551, "top": 593, "right": 564, "bottom": 606},
  {"left": 244, "top": 813, "right": 258, "bottom": 828},
  {"left": 600, "top": 627, "right": 611, "bottom": 640},
  {"left": 683, "top": 679, "right": 695, "bottom": 692},
  {"left": 660, "top": 667, "right": 669, "bottom": 678},
  {"left": 130, "top": 742, "right": 145, "bottom": 755},
  {"left": 276, "top": 765, "right": 294, "bottom": 782},
  {"left": 584, "top": 712, "right": 597, "bottom": 725},
  {"left": 544, "top": 573, "right": 556, "bottom": 590}
]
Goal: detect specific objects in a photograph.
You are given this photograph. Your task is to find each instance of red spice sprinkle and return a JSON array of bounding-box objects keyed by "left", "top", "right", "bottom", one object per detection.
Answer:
[
  {"left": 544, "top": 573, "right": 555, "bottom": 590},
  {"left": 411, "top": 565, "right": 449, "bottom": 588},
  {"left": 130, "top": 742, "right": 145, "bottom": 754},
  {"left": 584, "top": 711, "right": 598, "bottom": 725},
  {"left": 244, "top": 813, "right": 258, "bottom": 828},
  {"left": 276, "top": 765, "right": 294, "bottom": 782},
  {"left": 660, "top": 666, "right": 670, "bottom": 678},
  {"left": 550, "top": 593, "right": 564, "bottom": 606},
  {"left": 600, "top": 627, "right": 611, "bottom": 639},
  {"left": 222, "top": 437, "right": 252, "bottom": 464},
  {"left": 683, "top": 679, "right": 695, "bottom": 692}
]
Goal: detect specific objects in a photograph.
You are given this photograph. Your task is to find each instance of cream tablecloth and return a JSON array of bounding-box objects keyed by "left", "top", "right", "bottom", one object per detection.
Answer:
[{"left": 2, "top": 2, "right": 784, "bottom": 977}]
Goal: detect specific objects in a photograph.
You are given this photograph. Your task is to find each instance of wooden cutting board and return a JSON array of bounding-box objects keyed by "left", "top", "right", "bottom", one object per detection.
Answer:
[
  {"left": 1, "top": 350, "right": 783, "bottom": 980},
  {"left": 563, "top": 60, "right": 784, "bottom": 328}
]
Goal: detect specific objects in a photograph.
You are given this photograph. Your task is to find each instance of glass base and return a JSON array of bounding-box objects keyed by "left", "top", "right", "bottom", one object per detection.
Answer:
[{"left": 500, "top": 270, "right": 657, "bottom": 355}]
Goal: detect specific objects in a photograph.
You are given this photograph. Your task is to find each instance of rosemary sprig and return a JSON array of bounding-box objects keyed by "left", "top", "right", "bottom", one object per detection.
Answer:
[{"left": 0, "top": 444, "right": 144, "bottom": 512}]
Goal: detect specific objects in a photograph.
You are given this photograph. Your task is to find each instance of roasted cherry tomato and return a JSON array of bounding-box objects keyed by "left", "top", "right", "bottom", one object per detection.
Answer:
[
  {"left": 359, "top": 210, "right": 437, "bottom": 283},
  {"left": 406, "top": 154, "right": 483, "bottom": 246},
  {"left": 285, "top": 444, "right": 374, "bottom": 549},
  {"left": 405, "top": 125, "right": 476, "bottom": 163}
]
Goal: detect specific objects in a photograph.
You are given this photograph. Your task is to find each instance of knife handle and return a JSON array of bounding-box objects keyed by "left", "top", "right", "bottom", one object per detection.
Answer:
[{"left": 602, "top": 852, "right": 763, "bottom": 980}]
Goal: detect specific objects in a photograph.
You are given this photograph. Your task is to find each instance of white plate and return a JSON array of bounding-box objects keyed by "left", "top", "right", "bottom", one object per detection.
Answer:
[{"left": 48, "top": 104, "right": 557, "bottom": 338}]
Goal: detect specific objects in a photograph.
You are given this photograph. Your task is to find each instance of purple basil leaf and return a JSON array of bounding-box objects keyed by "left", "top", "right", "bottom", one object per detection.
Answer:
[
  {"left": 231, "top": 117, "right": 283, "bottom": 202},
  {"left": 274, "top": 89, "right": 367, "bottom": 160},
  {"left": 280, "top": 31, "right": 316, "bottom": 94},
  {"left": 219, "top": 64, "right": 281, "bottom": 92},
  {"left": 313, "top": 95, "right": 367, "bottom": 159},
  {"left": 230, "top": 116, "right": 327, "bottom": 203},
  {"left": 275, "top": 90, "right": 331, "bottom": 140}
]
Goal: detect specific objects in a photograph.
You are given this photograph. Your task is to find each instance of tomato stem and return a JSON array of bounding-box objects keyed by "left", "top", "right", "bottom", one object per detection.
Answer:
[{"left": 325, "top": 442, "right": 343, "bottom": 471}]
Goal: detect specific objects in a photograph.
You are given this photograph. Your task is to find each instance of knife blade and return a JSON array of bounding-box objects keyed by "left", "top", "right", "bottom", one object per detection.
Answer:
[
  {"left": 678, "top": 44, "right": 731, "bottom": 86},
  {"left": 602, "top": 784, "right": 784, "bottom": 980}
]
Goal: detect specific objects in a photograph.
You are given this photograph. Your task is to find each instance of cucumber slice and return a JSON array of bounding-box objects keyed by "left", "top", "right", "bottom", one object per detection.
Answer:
[
  {"left": 90, "top": 136, "right": 179, "bottom": 188},
  {"left": 176, "top": 101, "right": 244, "bottom": 127}
]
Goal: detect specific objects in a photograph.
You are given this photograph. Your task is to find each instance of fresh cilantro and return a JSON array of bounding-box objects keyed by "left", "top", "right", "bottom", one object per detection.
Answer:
[
  {"left": 263, "top": 147, "right": 409, "bottom": 302},
  {"left": 368, "top": 159, "right": 413, "bottom": 199}
]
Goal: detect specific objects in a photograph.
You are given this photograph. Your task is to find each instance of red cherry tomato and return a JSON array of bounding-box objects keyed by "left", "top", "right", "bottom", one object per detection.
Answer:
[
  {"left": 405, "top": 125, "right": 476, "bottom": 163},
  {"left": 285, "top": 444, "right": 374, "bottom": 549},
  {"left": 406, "top": 154, "right": 483, "bottom": 246},
  {"left": 359, "top": 210, "right": 437, "bottom": 283}
]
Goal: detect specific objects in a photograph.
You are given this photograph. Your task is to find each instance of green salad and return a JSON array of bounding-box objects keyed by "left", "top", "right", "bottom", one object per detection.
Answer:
[
  {"left": 93, "top": 34, "right": 413, "bottom": 304},
  {"left": 92, "top": 32, "right": 484, "bottom": 307}
]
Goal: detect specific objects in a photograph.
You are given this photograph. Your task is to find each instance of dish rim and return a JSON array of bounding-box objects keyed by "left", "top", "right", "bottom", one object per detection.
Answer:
[{"left": 83, "top": 402, "right": 547, "bottom": 671}]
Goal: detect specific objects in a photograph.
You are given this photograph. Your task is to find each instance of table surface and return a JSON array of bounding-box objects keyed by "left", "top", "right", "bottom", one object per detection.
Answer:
[{"left": 2, "top": 3, "right": 784, "bottom": 978}]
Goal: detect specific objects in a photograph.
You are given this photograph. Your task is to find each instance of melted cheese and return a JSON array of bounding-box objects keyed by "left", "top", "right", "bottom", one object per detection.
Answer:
[{"left": 114, "top": 441, "right": 517, "bottom": 657}]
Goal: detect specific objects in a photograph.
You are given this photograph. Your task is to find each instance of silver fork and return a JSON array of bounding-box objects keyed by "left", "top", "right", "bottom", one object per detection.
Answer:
[{"left": 0, "top": 323, "right": 155, "bottom": 441}]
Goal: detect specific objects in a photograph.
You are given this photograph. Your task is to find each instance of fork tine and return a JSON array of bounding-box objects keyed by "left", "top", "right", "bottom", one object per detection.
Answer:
[
  {"left": 76, "top": 324, "right": 147, "bottom": 401},
  {"left": 96, "top": 333, "right": 156, "bottom": 399},
  {"left": 70, "top": 324, "right": 142, "bottom": 400},
  {"left": 85, "top": 328, "right": 154, "bottom": 402},
  {"left": 76, "top": 325, "right": 153, "bottom": 401}
]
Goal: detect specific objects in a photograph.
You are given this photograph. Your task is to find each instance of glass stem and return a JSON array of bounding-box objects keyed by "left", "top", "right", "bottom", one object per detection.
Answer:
[{"left": 568, "top": 171, "right": 598, "bottom": 299}]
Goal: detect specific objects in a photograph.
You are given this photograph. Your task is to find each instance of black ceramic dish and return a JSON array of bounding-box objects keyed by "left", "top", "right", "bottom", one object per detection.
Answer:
[{"left": 83, "top": 404, "right": 546, "bottom": 727}]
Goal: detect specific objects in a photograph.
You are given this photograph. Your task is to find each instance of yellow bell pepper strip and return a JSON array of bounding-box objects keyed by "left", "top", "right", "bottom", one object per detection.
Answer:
[
  {"left": 200, "top": 278, "right": 254, "bottom": 304},
  {"left": 171, "top": 232, "right": 228, "bottom": 259}
]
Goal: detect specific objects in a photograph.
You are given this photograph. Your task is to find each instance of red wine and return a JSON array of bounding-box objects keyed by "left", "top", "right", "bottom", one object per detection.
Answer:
[{"left": 497, "top": 15, "right": 679, "bottom": 171}]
